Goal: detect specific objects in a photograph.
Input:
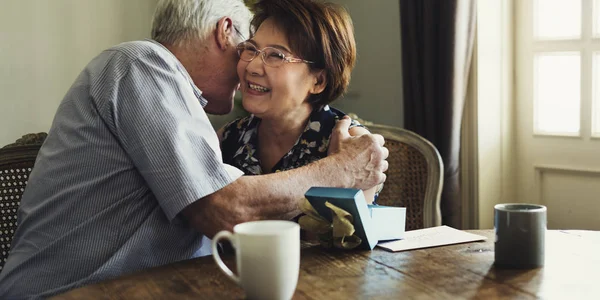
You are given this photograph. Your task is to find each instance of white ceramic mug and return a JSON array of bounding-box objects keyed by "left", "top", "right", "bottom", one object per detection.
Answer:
[{"left": 211, "top": 220, "right": 300, "bottom": 300}]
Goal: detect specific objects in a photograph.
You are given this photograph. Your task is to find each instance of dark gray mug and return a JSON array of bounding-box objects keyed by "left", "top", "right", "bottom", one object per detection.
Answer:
[{"left": 494, "top": 203, "right": 547, "bottom": 269}]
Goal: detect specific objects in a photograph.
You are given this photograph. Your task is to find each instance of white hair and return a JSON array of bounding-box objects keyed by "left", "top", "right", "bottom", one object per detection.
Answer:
[{"left": 151, "top": 0, "right": 252, "bottom": 46}]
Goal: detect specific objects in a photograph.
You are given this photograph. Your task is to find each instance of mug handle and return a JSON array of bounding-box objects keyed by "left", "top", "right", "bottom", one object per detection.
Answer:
[{"left": 211, "top": 231, "right": 240, "bottom": 284}]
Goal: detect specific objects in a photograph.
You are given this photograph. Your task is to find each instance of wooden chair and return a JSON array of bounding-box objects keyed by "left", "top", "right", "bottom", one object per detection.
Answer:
[
  {"left": 0, "top": 132, "right": 47, "bottom": 272},
  {"left": 349, "top": 114, "right": 443, "bottom": 230}
]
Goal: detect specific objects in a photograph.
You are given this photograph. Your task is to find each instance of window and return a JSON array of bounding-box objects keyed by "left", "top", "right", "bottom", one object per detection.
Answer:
[
  {"left": 532, "top": 0, "right": 600, "bottom": 136},
  {"left": 593, "top": 52, "right": 600, "bottom": 135},
  {"left": 534, "top": 53, "right": 581, "bottom": 134},
  {"left": 595, "top": 0, "right": 600, "bottom": 37},
  {"left": 534, "top": 0, "right": 581, "bottom": 40}
]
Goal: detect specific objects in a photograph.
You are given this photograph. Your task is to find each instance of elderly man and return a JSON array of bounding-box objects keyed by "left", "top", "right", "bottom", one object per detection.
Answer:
[{"left": 0, "top": 0, "right": 388, "bottom": 298}]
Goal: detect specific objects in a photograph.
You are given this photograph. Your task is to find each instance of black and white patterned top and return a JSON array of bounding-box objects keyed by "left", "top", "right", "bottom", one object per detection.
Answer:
[{"left": 221, "top": 105, "right": 361, "bottom": 174}]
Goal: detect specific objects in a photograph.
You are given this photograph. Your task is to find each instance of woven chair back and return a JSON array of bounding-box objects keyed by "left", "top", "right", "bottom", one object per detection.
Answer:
[
  {"left": 0, "top": 133, "right": 47, "bottom": 272},
  {"left": 348, "top": 114, "right": 443, "bottom": 230}
]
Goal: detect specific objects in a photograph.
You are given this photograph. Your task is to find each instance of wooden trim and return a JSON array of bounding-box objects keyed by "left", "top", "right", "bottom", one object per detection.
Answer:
[
  {"left": 534, "top": 164, "right": 600, "bottom": 204},
  {"left": 532, "top": 133, "right": 583, "bottom": 139},
  {"left": 0, "top": 145, "right": 43, "bottom": 168},
  {"left": 534, "top": 164, "right": 600, "bottom": 176}
]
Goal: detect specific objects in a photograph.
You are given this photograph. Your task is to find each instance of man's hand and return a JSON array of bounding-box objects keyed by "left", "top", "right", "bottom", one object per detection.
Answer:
[
  {"left": 184, "top": 116, "right": 388, "bottom": 238},
  {"left": 328, "top": 116, "right": 389, "bottom": 190}
]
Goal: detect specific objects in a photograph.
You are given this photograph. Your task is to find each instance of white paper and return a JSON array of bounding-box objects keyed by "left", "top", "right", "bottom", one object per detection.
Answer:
[{"left": 376, "top": 225, "right": 487, "bottom": 252}]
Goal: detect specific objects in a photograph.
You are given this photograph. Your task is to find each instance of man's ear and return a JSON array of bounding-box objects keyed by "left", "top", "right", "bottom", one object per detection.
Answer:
[
  {"left": 215, "top": 17, "right": 234, "bottom": 51},
  {"left": 310, "top": 70, "right": 327, "bottom": 94}
]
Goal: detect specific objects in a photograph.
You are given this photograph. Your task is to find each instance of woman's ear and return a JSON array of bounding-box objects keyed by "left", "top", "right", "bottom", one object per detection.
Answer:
[
  {"left": 215, "top": 17, "right": 234, "bottom": 51},
  {"left": 310, "top": 70, "right": 327, "bottom": 94}
]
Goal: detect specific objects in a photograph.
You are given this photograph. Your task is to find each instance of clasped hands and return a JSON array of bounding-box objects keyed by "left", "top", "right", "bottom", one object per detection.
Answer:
[{"left": 328, "top": 116, "right": 389, "bottom": 190}]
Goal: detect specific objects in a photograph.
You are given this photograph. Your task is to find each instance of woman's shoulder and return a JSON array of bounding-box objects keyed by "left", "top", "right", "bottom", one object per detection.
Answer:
[
  {"left": 223, "top": 115, "right": 253, "bottom": 130},
  {"left": 222, "top": 115, "right": 258, "bottom": 133},
  {"left": 221, "top": 115, "right": 259, "bottom": 143}
]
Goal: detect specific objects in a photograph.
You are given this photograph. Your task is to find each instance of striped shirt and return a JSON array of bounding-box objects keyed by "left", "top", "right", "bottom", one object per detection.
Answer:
[{"left": 0, "top": 39, "right": 243, "bottom": 299}]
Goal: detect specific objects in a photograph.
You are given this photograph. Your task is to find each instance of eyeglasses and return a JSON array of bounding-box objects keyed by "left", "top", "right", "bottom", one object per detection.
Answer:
[
  {"left": 233, "top": 26, "right": 246, "bottom": 42},
  {"left": 236, "top": 41, "right": 314, "bottom": 68},
  {"left": 215, "top": 21, "right": 247, "bottom": 42}
]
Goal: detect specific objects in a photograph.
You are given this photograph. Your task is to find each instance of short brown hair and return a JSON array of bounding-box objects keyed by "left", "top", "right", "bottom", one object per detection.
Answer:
[{"left": 250, "top": 0, "right": 356, "bottom": 107}]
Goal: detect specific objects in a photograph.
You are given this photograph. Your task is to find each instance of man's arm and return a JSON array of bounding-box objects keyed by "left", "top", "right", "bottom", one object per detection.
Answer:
[{"left": 182, "top": 117, "right": 388, "bottom": 238}]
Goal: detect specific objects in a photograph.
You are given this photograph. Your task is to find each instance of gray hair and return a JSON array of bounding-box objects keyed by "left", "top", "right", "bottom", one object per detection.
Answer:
[{"left": 151, "top": 0, "right": 252, "bottom": 46}]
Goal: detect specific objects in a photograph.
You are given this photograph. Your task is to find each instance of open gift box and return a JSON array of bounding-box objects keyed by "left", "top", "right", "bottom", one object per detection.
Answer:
[{"left": 304, "top": 187, "right": 406, "bottom": 250}]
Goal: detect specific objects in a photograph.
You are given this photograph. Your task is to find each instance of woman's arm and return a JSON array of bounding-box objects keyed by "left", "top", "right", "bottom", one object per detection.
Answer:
[{"left": 349, "top": 126, "right": 379, "bottom": 204}]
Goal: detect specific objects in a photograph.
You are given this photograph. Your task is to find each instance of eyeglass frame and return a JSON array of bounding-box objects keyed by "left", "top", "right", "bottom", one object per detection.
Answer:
[
  {"left": 233, "top": 25, "right": 247, "bottom": 42},
  {"left": 236, "top": 41, "right": 314, "bottom": 67},
  {"left": 214, "top": 21, "right": 247, "bottom": 42}
]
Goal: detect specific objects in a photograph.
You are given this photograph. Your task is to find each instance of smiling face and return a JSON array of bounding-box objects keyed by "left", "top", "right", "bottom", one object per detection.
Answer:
[{"left": 237, "top": 18, "right": 325, "bottom": 121}]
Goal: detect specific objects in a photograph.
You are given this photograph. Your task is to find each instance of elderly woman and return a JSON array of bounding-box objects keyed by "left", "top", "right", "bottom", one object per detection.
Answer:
[{"left": 219, "top": 0, "right": 380, "bottom": 203}]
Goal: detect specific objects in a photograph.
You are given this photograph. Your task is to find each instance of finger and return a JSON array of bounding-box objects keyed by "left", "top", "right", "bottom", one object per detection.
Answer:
[
  {"left": 380, "top": 146, "right": 389, "bottom": 160},
  {"left": 332, "top": 116, "right": 352, "bottom": 140},
  {"left": 372, "top": 134, "right": 385, "bottom": 147},
  {"left": 380, "top": 160, "right": 389, "bottom": 173},
  {"left": 379, "top": 173, "right": 387, "bottom": 185}
]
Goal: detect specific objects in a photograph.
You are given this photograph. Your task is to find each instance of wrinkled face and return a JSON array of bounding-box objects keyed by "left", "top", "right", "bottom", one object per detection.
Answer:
[
  {"left": 237, "top": 18, "right": 320, "bottom": 120},
  {"left": 201, "top": 44, "right": 241, "bottom": 115}
]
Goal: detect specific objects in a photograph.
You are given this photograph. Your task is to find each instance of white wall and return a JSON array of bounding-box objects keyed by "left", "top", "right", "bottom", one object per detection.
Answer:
[
  {"left": 0, "top": 0, "right": 158, "bottom": 146},
  {"left": 326, "top": 0, "right": 404, "bottom": 127}
]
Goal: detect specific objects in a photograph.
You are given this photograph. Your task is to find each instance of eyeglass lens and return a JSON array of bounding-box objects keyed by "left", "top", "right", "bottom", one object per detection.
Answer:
[{"left": 237, "top": 43, "right": 286, "bottom": 67}]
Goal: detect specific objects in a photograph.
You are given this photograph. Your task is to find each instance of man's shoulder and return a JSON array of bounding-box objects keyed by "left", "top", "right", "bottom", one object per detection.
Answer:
[
  {"left": 107, "top": 40, "right": 168, "bottom": 58},
  {"left": 95, "top": 40, "right": 178, "bottom": 72},
  {"left": 84, "top": 40, "right": 183, "bottom": 90}
]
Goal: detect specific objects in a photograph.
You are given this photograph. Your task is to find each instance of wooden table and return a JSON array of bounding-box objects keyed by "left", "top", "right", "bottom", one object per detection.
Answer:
[{"left": 54, "top": 230, "right": 600, "bottom": 299}]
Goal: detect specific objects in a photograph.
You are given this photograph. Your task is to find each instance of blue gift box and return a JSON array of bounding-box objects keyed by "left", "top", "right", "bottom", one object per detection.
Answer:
[{"left": 304, "top": 187, "right": 406, "bottom": 250}]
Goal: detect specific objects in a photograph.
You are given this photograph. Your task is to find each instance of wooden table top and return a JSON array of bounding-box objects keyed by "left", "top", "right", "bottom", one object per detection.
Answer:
[{"left": 53, "top": 230, "right": 600, "bottom": 299}]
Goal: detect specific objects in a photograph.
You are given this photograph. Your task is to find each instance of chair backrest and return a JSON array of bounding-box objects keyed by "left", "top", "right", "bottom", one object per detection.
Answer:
[
  {"left": 349, "top": 114, "right": 443, "bottom": 230},
  {"left": 0, "top": 133, "right": 47, "bottom": 272}
]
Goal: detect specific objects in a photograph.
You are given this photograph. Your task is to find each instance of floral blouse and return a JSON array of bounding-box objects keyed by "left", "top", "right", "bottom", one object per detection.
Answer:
[{"left": 220, "top": 105, "right": 362, "bottom": 175}]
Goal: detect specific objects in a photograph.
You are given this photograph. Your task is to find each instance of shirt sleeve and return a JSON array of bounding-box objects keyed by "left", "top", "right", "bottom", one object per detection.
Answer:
[{"left": 97, "top": 50, "right": 243, "bottom": 221}]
